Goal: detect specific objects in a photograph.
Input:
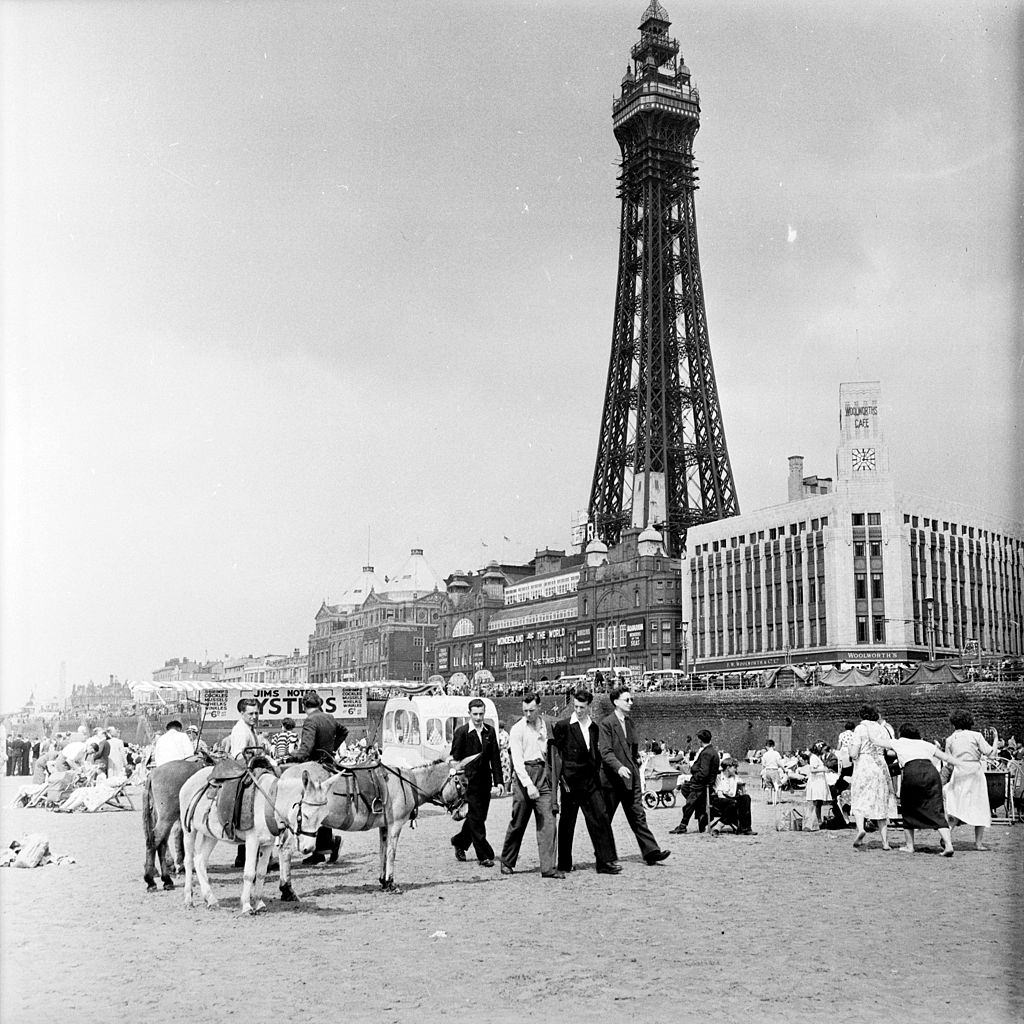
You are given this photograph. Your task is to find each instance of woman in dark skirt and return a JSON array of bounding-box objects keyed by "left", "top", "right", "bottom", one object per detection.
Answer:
[{"left": 877, "top": 724, "right": 965, "bottom": 856}]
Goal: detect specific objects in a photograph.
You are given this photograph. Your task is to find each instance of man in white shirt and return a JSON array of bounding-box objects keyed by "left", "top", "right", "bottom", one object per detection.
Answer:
[
  {"left": 499, "top": 693, "right": 562, "bottom": 878},
  {"left": 760, "top": 739, "right": 784, "bottom": 796},
  {"left": 711, "top": 759, "right": 755, "bottom": 834},
  {"left": 151, "top": 721, "right": 196, "bottom": 766},
  {"left": 229, "top": 700, "right": 261, "bottom": 762},
  {"left": 105, "top": 728, "right": 129, "bottom": 784}
]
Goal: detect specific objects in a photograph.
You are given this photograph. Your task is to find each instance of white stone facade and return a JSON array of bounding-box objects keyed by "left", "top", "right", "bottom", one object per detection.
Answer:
[{"left": 684, "top": 383, "right": 1023, "bottom": 673}]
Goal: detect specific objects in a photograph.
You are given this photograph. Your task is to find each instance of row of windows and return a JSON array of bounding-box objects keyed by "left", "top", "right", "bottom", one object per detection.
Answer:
[
  {"left": 695, "top": 517, "right": 831, "bottom": 555},
  {"left": 856, "top": 616, "right": 887, "bottom": 643},
  {"left": 851, "top": 512, "right": 882, "bottom": 526},
  {"left": 903, "top": 514, "right": 1022, "bottom": 550},
  {"left": 504, "top": 572, "right": 580, "bottom": 605},
  {"left": 853, "top": 573, "right": 885, "bottom": 600}
]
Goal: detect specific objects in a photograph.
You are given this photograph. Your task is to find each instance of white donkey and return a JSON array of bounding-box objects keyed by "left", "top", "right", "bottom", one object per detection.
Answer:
[{"left": 180, "top": 766, "right": 329, "bottom": 915}]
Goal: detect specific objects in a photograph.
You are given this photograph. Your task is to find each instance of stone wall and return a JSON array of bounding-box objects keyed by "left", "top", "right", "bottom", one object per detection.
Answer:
[
  {"left": 48, "top": 681, "right": 1023, "bottom": 757},
  {"left": 488, "top": 682, "right": 1024, "bottom": 755}
]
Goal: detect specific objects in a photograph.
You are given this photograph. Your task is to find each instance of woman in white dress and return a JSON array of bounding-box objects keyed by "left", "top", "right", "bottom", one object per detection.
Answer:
[
  {"left": 804, "top": 741, "right": 831, "bottom": 829},
  {"left": 943, "top": 711, "right": 997, "bottom": 851},
  {"left": 849, "top": 704, "right": 898, "bottom": 849}
]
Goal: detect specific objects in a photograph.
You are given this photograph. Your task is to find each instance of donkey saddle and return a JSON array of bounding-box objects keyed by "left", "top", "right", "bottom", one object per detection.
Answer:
[
  {"left": 205, "top": 760, "right": 273, "bottom": 841},
  {"left": 330, "top": 764, "right": 388, "bottom": 816}
]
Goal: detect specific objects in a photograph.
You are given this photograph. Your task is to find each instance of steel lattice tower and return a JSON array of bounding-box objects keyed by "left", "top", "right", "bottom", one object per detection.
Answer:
[{"left": 588, "top": 1, "right": 739, "bottom": 555}]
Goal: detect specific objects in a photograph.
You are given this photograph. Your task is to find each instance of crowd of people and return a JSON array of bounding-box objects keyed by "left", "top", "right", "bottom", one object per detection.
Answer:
[
  {"left": 8, "top": 685, "right": 1020, "bottom": 881},
  {"left": 8, "top": 725, "right": 147, "bottom": 812},
  {"left": 742, "top": 707, "right": 1019, "bottom": 853}
]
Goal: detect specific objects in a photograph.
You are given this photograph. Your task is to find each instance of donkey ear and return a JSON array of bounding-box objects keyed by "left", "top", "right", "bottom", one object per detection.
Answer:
[
  {"left": 301, "top": 769, "right": 311, "bottom": 787},
  {"left": 456, "top": 753, "right": 481, "bottom": 770}
]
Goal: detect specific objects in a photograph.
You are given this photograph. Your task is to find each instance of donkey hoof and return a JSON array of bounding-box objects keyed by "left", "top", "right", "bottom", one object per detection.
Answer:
[
  {"left": 146, "top": 883, "right": 158, "bottom": 893},
  {"left": 254, "top": 900, "right": 267, "bottom": 914},
  {"left": 163, "top": 879, "right": 175, "bottom": 891},
  {"left": 279, "top": 884, "right": 298, "bottom": 903},
  {"left": 205, "top": 899, "right": 219, "bottom": 911}
]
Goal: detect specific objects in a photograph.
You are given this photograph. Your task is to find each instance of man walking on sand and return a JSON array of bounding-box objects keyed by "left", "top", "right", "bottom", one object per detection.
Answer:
[{"left": 598, "top": 686, "right": 670, "bottom": 866}]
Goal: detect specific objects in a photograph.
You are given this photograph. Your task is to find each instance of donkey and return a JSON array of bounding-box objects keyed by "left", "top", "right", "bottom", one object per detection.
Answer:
[
  {"left": 180, "top": 766, "right": 330, "bottom": 915},
  {"left": 142, "top": 757, "right": 208, "bottom": 891},
  {"left": 280, "top": 755, "right": 477, "bottom": 894}
]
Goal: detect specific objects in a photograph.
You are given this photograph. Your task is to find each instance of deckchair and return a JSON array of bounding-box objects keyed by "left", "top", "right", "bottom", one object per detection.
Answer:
[{"left": 83, "top": 778, "right": 134, "bottom": 812}]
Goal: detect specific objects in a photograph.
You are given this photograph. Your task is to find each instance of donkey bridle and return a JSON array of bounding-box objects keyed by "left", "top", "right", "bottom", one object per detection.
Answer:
[{"left": 376, "top": 761, "right": 471, "bottom": 815}]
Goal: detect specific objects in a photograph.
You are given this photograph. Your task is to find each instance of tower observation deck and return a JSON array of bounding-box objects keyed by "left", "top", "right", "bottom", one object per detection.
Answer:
[{"left": 588, "top": 1, "right": 739, "bottom": 555}]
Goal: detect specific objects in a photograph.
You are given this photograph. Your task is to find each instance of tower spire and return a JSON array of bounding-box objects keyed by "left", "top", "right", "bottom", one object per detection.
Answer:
[{"left": 587, "top": 2, "right": 739, "bottom": 555}]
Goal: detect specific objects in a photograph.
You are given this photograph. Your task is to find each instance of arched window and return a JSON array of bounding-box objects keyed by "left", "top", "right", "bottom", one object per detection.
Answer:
[{"left": 452, "top": 617, "right": 474, "bottom": 638}]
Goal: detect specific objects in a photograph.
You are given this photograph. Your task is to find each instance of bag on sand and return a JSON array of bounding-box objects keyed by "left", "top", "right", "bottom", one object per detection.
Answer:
[{"left": 14, "top": 834, "right": 51, "bottom": 869}]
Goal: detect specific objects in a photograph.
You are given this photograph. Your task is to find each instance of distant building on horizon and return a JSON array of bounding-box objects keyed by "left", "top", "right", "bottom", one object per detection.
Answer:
[
  {"left": 685, "top": 382, "right": 1024, "bottom": 675},
  {"left": 308, "top": 548, "right": 446, "bottom": 686},
  {"left": 152, "top": 656, "right": 223, "bottom": 683}
]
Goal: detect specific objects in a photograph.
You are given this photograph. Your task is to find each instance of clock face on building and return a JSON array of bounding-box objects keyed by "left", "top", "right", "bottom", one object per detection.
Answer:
[{"left": 851, "top": 447, "right": 877, "bottom": 472}]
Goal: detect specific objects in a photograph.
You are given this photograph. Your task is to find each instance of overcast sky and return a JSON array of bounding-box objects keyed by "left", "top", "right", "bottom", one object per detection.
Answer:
[{"left": 2, "top": 0, "right": 1021, "bottom": 704}]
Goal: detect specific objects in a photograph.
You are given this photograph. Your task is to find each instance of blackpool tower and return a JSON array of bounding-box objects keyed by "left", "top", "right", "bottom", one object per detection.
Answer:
[{"left": 588, "top": 1, "right": 739, "bottom": 555}]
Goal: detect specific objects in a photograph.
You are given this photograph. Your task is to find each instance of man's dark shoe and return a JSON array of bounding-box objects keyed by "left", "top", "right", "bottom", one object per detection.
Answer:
[
  {"left": 500, "top": 862, "right": 514, "bottom": 875},
  {"left": 302, "top": 852, "right": 326, "bottom": 866},
  {"left": 328, "top": 836, "right": 342, "bottom": 863},
  {"left": 479, "top": 858, "right": 495, "bottom": 867},
  {"left": 668, "top": 825, "right": 687, "bottom": 835},
  {"left": 541, "top": 870, "right": 567, "bottom": 879},
  {"left": 453, "top": 847, "right": 467, "bottom": 862},
  {"left": 738, "top": 829, "right": 759, "bottom": 836},
  {"left": 644, "top": 849, "right": 671, "bottom": 865},
  {"left": 596, "top": 863, "right": 623, "bottom": 874}
]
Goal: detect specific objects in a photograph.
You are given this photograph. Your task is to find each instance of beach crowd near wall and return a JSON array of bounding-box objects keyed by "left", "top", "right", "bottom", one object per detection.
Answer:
[{"left": 40, "top": 681, "right": 1024, "bottom": 757}]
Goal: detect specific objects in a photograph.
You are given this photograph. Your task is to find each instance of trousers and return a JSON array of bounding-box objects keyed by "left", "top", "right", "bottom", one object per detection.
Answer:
[
  {"left": 451, "top": 785, "right": 494, "bottom": 861},
  {"left": 710, "top": 792, "right": 752, "bottom": 832},
  {"left": 557, "top": 782, "right": 617, "bottom": 871},
  {"left": 680, "top": 782, "right": 712, "bottom": 831},
  {"left": 501, "top": 762, "right": 556, "bottom": 872},
  {"left": 603, "top": 778, "right": 660, "bottom": 859}
]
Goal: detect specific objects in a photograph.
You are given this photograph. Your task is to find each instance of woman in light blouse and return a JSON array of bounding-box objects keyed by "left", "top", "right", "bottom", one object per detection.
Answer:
[{"left": 943, "top": 711, "right": 997, "bottom": 851}]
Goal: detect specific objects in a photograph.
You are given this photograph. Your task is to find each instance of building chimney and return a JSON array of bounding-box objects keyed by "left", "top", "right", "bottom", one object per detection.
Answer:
[{"left": 788, "top": 455, "right": 805, "bottom": 502}]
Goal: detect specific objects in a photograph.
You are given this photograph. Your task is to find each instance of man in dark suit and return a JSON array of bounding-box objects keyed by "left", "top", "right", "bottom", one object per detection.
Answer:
[
  {"left": 552, "top": 689, "right": 620, "bottom": 874},
  {"left": 598, "top": 686, "right": 670, "bottom": 866},
  {"left": 450, "top": 697, "right": 504, "bottom": 866},
  {"left": 670, "top": 728, "right": 720, "bottom": 834},
  {"left": 288, "top": 691, "right": 347, "bottom": 865}
]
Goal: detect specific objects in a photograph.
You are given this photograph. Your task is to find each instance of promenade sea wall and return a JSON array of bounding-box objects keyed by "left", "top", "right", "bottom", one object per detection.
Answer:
[{"left": 48, "top": 681, "right": 1024, "bottom": 754}]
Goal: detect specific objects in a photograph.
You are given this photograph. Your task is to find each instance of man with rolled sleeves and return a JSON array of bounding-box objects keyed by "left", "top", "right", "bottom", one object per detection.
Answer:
[{"left": 499, "top": 692, "right": 562, "bottom": 878}]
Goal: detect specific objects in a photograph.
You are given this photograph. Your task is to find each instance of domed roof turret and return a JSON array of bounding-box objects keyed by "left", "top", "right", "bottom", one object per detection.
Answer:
[
  {"left": 383, "top": 549, "right": 444, "bottom": 598},
  {"left": 335, "top": 565, "right": 384, "bottom": 610},
  {"left": 585, "top": 537, "right": 609, "bottom": 567},
  {"left": 638, "top": 525, "right": 665, "bottom": 556}
]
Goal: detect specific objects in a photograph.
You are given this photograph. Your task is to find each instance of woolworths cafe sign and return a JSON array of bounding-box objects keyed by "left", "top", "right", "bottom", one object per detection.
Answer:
[{"left": 697, "top": 649, "right": 914, "bottom": 672}]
